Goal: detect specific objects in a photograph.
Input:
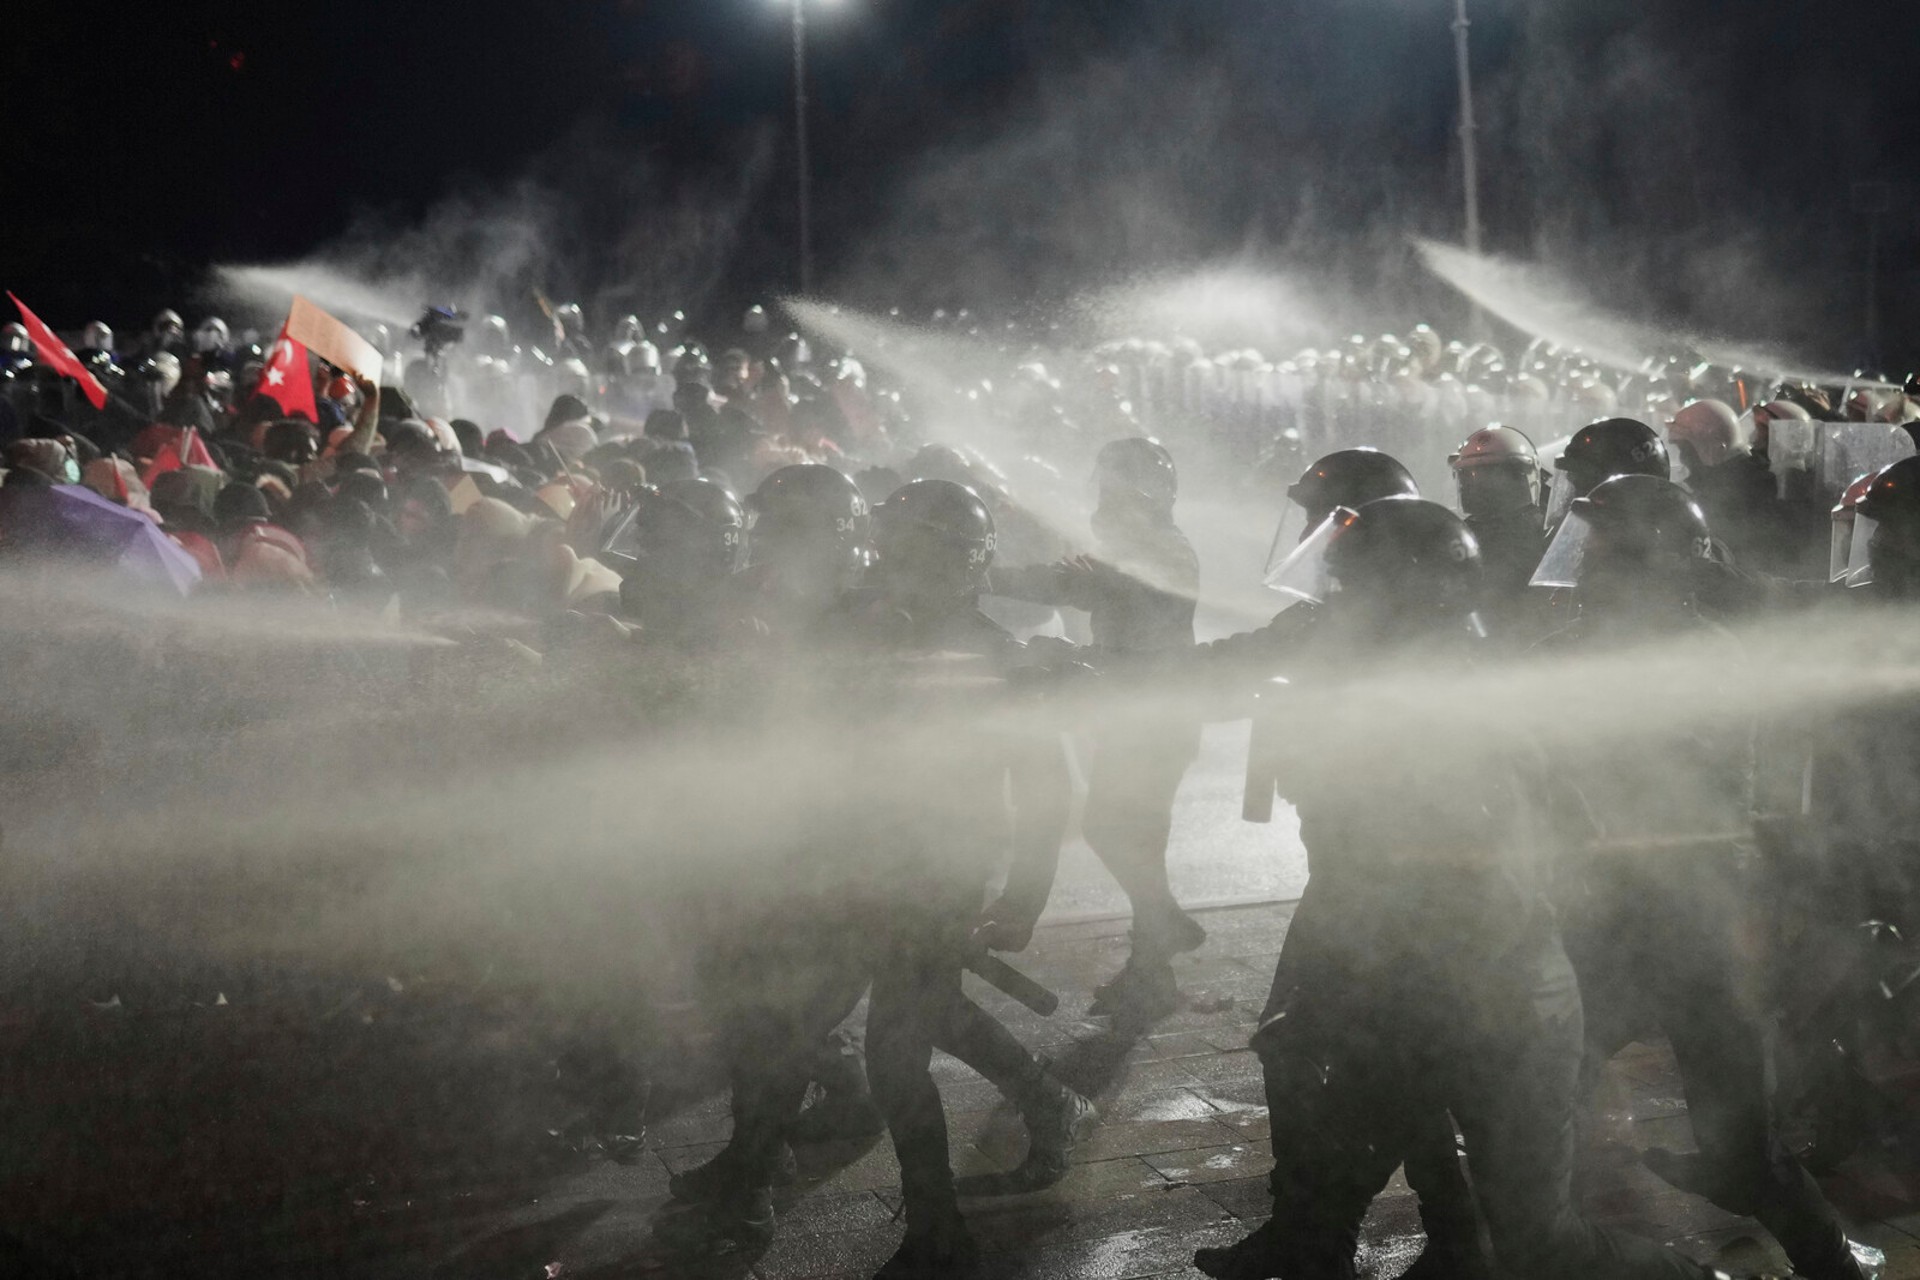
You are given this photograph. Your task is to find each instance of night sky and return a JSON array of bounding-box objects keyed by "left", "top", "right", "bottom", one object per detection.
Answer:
[{"left": 8, "top": 0, "right": 1919, "bottom": 362}]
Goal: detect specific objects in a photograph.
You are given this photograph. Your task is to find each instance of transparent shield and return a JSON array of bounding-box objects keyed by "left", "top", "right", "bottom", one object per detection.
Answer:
[
  {"left": 1846, "top": 514, "right": 1880, "bottom": 587},
  {"left": 1830, "top": 513, "right": 1856, "bottom": 583},
  {"left": 1530, "top": 508, "right": 1595, "bottom": 589},
  {"left": 1260, "top": 501, "right": 1312, "bottom": 583},
  {"left": 1543, "top": 468, "right": 1581, "bottom": 529},
  {"left": 1264, "top": 510, "right": 1344, "bottom": 601}
]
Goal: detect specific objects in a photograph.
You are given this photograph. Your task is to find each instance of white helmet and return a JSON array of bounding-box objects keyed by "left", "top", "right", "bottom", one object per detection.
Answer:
[
  {"left": 1667, "top": 398, "right": 1744, "bottom": 468},
  {"left": 80, "top": 321, "right": 114, "bottom": 353},
  {"left": 1449, "top": 423, "right": 1542, "bottom": 515},
  {"left": 1449, "top": 423, "right": 1539, "bottom": 470},
  {"left": 192, "top": 317, "right": 230, "bottom": 354}
]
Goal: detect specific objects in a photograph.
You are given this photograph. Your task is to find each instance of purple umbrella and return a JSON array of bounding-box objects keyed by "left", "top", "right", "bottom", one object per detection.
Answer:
[{"left": 40, "top": 484, "right": 203, "bottom": 595}]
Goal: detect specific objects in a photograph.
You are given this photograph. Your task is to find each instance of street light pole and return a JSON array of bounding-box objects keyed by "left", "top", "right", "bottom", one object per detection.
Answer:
[
  {"left": 1450, "top": 0, "right": 1483, "bottom": 333},
  {"left": 790, "top": 0, "right": 814, "bottom": 296}
]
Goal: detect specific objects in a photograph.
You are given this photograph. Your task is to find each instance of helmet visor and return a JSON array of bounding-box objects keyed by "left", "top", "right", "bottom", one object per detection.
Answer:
[
  {"left": 1529, "top": 508, "right": 1595, "bottom": 589},
  {"left": 1844, "top": 514, "right": 1880, "bottom": 587},
  {"left": 1260, "top": 499, "right": 1317, "bottom": 584},
  {"left": 1263, "top": 510, "right": 1344, "bottom": 602},
  {"left": 1454, "top": 463, "right": 1540, "bottom": 519},
  {"left": 1830, "top": 512, "right": 1856, "bottom": 583},
  {"left": 1543, "top": 469, "right": 1581, "bottom": 529}
]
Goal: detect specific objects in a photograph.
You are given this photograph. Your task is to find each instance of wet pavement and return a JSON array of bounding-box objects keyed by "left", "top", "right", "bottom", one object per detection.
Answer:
[{"left": 323, "top": 900, "right": 1920, "bottom": 1280}]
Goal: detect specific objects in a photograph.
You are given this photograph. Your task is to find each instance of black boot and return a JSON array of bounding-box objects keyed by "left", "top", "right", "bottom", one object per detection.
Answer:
[
  {"left": 1397, "top": 1191, "right": 1493, "bottom": 1280},
  {"left": 652, "top": 1182, "right": 777, "bottom": 1252},
  {"left": 1089, "top": 943, "right": 1182, "bottom": 1023},
  {"left": 957, "top": 1067, "right": 1098, "bottom": 1195},
  {"left": 1397, "top": 1240, "right": 1495, "bottom": 1280},
  {"left": 668, "top": 1141, "right": 795, "bottom": 1203},
  {"left": 1194, "top": 1221, "right": 1289, "bottom": 1280},
  {"left": 873, "top": 1205, "right": 979, "bottom": 1278},
  {"left": 1013, "top": 1073, "right": 1098, "bottom": 1190}
]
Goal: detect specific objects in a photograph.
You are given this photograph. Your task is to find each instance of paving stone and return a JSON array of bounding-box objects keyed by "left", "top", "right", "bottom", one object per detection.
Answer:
[
  {"left": 774, "top": 1191, "right": 897, "bottom": 1238},
  {"left": 1140, "top": 1031, "right": 1220, "bottom": 1061},
  {"left": 1141, "top": 1140, "right": 1273, "bottom": 1187},
  {"left": 804, "top": 1143, "right": 901, "bottom": 1194},
  {"left": 1076, "top": 1118, "right": 1238, "bottom": 1162},
  {"left": 647, "top": 1110, "right": 736, "bottom": 1150},
  {"left": 1101, "top": 1087, "right": 1225, "bottom": 1125},
  {"left": 752, "top": 1222, "right": 902, "bottom": 1279},
  {"left": 1196, "top": 1175, "right": 1272, "bottom": 1221},
  {"left": 1101, "top": 1056, "right": 1211, "bottom": 1096},
  {"left": 1197, "top": 1022, "right": 1260, "bottom": 1053},
  {"left": 1188, "top": 1078, "right": 1267, "bottom": 1113},
  {"left": 1177, "top": 1050, "right": 1264, "bottom": 1087},
  {"left": 964, "top": 1183, "right": 1230, "bottom": 1253},
  {"left": 656, "top": 1140, "right": 730, "bottom": 1175},
  {"left": 991, "top": 1217, "right": 1259, "bottom": 1280}
]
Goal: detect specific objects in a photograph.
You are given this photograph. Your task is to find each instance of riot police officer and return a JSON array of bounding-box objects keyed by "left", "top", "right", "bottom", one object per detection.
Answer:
[
  {"left": 1198, "top": 495, "right": 1725, "bottom": 1280},
  {"left": 741, "top": 463, "right": 872, "bottom": 626},
  {"left": 1157, "top": 451, "right": 1493, "bottom": 1278},
  {"left": 1836, "top": 455, "right": 1920, "bottom": 599},
  {"left": 991, "top": 437, "right": 1205, "bottom": 1018},
  {"left": 1668, "top": 399, "right": 1796, "bottom": 573},
  {"left": 1530, "top": 475, "right": 1870, "bottom": 1280},
  {"left": 605, "top": 477, "right": 750, "bottom": 645},
  {"left": 1449, "top": 424, "right": 1548, "bottom": 609},
  {"left": 843, "top": 479, "right": 1092, "bottom": 1276},
  {"left": 1199, "top": 447, "right": 1419, "bottom": 669},
  {"left": 740, "top": 462, "right": 886, "bottom": 1142},
  {"left": 664, "top": 480, "right": 1096, "bottom": 1271},
  {"left": 1545, "top": 417, "right": 1670, "bottom": 532}
]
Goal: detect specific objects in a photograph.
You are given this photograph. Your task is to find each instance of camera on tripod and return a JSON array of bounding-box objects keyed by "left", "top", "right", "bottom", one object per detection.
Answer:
[{"left": 410, "top": 306, "right": 468, "bottom": 359}]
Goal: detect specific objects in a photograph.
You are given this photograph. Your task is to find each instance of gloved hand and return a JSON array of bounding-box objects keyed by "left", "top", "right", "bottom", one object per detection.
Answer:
[{"left": 972, "top": 899, "right": 1039, "bottom": 953}]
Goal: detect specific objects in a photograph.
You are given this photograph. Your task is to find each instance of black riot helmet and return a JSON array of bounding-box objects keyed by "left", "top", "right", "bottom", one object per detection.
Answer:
[
  {"left": 1286, "top": 448, "right": 1419, "bottom": 528},
  {"left": 607, "top": 476, "right": 748, "bottom": 580},
  {"left": 1552, "top": 416, "right": 1669, "bottom": 494},
  {"left": 1851, "top": 455, "right": 1920, "bottom": 595},
  {"left": 1093, "top": 437, "right": 1177, "bottom": 515},
  {"left": 747, "top": 463, "right": 872, "bottom": 590},
  {"left": 871, "top": 478, "right": 996, "bottom": 610},
  {"left": 1267, "top": 496, "right": 1485, "bottom": 639},
  {"left": 1531, "top": 474, "right": 1711, "bottom": 607},
  {"left": 1265, "top": 448, "right": 1419, "bottom": 586}
]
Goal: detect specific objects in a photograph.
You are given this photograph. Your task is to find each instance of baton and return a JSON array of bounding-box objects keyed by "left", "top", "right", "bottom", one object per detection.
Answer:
[{"left": 966, "top": 951, "right": 1060, "bottom": 1017}]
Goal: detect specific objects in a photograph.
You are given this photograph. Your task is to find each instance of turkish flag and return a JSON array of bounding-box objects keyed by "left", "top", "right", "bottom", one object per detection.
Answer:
[
  {"left": 139, "top": 426, "right": 219, "bottom": 487},
  {"left": 252, "top": 324, "right": 318, "bottom": 422},
  {"left": 7, "top": 292, "right": 109, "bottom": 410}
]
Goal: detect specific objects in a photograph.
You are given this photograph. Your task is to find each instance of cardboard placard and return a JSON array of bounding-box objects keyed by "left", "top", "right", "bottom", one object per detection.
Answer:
[{"left": 285, "top": 296, "right": 382, "bottom": 384}]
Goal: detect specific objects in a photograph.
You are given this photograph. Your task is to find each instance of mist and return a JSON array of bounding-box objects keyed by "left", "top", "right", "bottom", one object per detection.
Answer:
[{"left": 7, "top": 544, "right": 1914, "bottom": 1016}]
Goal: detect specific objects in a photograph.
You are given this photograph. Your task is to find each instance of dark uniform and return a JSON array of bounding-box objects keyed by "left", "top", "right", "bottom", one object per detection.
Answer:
[
  {"left": 1199, "top": 496, "right": 1714, "bottom": 1280},
  {"left": 1534, "top": 475, "right": 1865, "bottom": 1280},
  {"left": 991, "top": 438, "right": 1204, "bottom": 1009},
  {"left": 665, "top": 473, "right": 1092, "bottom": 1263},
  {"left": 831, "top": 479, "right": 1090, "bottom": 1276},
  {"left": 1196, "top": 453, "right": 1494, "bottom": 1279}
]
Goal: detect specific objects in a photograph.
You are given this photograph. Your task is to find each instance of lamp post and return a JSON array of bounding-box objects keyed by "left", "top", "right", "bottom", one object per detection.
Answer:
[
  {"left": 1450, "top": 0, "right": 1483, "bottom": 334},
  {"left": 789, "top": 0, "right": 815, "bottom": 296}
]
